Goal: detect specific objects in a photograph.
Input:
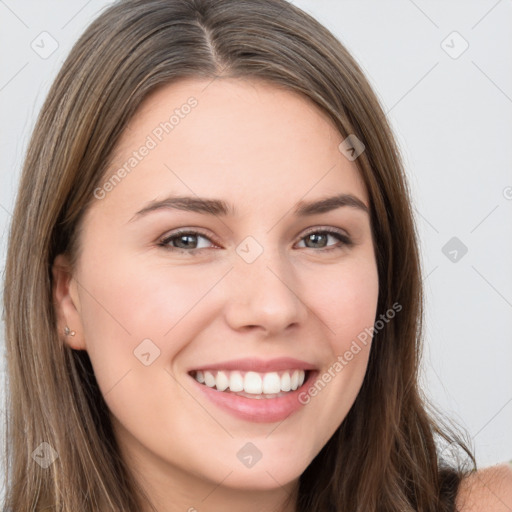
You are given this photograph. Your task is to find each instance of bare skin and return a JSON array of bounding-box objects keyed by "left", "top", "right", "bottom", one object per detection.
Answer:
[
  {"left": 57, "top": 76, "right": 512, "bottom": 512},
  {"left": 456, "top": 463, "right": 512, "bottom": 512}
]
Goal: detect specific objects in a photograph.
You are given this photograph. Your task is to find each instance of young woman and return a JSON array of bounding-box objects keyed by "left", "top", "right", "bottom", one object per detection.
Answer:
[{"left": 2, "top": 0, "right": 511, "bottom": 510}]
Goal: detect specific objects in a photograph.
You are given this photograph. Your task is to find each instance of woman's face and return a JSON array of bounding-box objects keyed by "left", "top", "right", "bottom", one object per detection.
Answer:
[{"left": 54, "top": 78, "right": 379, "bottom": 502}]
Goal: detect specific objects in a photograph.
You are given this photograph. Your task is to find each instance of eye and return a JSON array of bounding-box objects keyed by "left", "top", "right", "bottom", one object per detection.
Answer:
[
  {"left": 296, "top": 228, "right": 353, "bottom": 252},
  {"left": 158, "top": 227, "right": 352, "bottom": 254},
  {"left": 159, "top": 229, "right": 216, "bottom": 252}
]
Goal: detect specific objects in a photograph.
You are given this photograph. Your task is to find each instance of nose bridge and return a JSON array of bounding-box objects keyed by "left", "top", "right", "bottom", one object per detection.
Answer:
[{"left": 224, "top": 235, "right": 306, "bottom": 333}]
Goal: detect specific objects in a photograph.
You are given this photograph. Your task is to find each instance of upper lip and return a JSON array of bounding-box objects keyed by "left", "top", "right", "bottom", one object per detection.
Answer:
[{"left": 189, "top": 357, "right": 317, "bottom": 373}]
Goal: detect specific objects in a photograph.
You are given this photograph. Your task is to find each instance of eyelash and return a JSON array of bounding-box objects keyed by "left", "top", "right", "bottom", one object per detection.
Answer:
[{"left": 158, "top": 227, "right": 353, "bottom": 254}]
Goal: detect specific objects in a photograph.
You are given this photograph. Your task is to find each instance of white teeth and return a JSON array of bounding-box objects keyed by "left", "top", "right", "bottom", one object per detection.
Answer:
[
  {"left": 244, "top": 372, "right": 262, "bottom": 394},
  {"left": 292, "top": 370, "right": 305, "bottom": 389},
  {"left": 280, "top": 372, "right": 291, "bottom": 391},
  {"left": 193, "top": 369, "right": 307, "bottom": 395},
  {"left": 262, "top": 372, "right": 281, "bottom": 394},
  {"left": 229, "top": 371, "right": 244, "bottom": 392},
  {"left": 216, "top": 371, "right": 229, "bottom": 391},
  {"left": 204, "top": 371, "right": 216, "bottom": 388},
  {"left": 290, "top": 370, "right": 299, "bottom": 390}
]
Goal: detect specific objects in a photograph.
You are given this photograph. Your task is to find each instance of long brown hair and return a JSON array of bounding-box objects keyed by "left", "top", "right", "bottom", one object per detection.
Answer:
[{"left": 2, "top": 0, "right": 476, "bottom": 510}]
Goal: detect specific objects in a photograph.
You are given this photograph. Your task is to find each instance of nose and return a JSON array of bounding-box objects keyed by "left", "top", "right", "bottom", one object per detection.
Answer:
[{"left": 223, "top": 247, "right": 308, "bottom": 336}]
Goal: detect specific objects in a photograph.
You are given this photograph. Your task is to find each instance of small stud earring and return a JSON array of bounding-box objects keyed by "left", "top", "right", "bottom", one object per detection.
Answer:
[{"left": 64, "top": 326, "right": 76, "bottom": 336}]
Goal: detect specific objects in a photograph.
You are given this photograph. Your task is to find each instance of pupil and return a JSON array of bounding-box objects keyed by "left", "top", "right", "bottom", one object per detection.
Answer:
[
  {"left": 178, "top": 234, "right": 196, "bottom": 249},
  {"left": 308, "top": 233, "right": 326, "bottom": 248}
]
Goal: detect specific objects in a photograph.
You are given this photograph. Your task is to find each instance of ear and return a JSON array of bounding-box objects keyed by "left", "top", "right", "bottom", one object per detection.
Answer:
[{"left": 52, "top": 253, "right": 86, "bottom": 350}]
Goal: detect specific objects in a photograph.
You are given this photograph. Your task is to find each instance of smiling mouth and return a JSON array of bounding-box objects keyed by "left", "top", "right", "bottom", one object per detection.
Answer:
[{"left": 189, "top": 369, "right": 309, "bottom": 399}]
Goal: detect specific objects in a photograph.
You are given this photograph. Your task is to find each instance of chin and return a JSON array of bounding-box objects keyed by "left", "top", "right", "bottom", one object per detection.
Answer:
[{"left": 220, "top": 465, "right": 303, "bottom": 491}]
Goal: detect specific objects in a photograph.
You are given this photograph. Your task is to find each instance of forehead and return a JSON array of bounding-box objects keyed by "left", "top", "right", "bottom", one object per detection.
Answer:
[{"left": 96, "top": 77, "right": 369, "bottom": 219}]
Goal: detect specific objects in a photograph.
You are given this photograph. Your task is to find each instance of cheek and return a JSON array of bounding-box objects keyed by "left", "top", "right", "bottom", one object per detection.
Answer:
[
  {"left": 295, "top": 255, "right": 378, "bottom": 449},
  {"left": 75, "top": 248, "right": 233, "bottom": 397},
  {"left": 303, "top": 254, "right": 379, "bottom": 347},
  {"left": 322, "top": 255, "right": 379, "bottom": 388}
]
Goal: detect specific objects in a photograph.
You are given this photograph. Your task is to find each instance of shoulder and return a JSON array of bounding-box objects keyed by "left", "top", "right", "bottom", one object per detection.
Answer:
[{"left": 456, "top": 462, "right": 512, "bottom": 512}]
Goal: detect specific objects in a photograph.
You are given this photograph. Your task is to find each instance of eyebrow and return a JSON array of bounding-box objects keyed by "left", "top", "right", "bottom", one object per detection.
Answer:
[{"left": 129, "top": 193, "right": 369, "bottom": 222}]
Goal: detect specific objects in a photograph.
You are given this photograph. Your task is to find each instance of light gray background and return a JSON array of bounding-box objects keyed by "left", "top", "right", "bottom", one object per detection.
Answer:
[{"left": 1, "top": 0, "right": 511, "bottom": 493}]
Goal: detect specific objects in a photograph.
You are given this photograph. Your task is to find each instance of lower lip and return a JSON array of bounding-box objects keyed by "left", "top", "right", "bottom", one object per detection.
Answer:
[{"left": 191, "top": 371, "right": 317, "bottom": 423}]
